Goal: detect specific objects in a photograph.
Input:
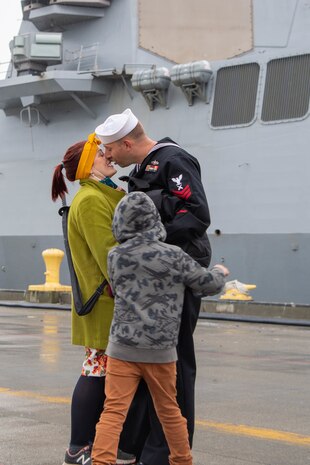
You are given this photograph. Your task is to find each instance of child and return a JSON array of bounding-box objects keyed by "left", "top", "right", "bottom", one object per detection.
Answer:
[{"left": 92, "top": 192, "right": 229, "bottom": 465}]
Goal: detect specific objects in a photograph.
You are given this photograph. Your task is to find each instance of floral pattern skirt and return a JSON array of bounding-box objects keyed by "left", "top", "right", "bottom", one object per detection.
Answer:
[{"left": 81, "top": 347, "right": 107, "bottom": 377}]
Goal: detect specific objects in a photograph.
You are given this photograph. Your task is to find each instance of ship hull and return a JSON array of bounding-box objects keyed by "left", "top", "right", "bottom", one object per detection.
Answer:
[{"left": 0, "top": 0, "right": 309, "bottom": 304}]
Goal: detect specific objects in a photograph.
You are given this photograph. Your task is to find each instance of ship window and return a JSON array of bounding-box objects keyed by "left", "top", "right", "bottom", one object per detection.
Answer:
[
  {"left": 261, "top": 54, "right": 310, "bottom": 122},
  {"left": 211, "top": 63, "right": 259, "bottom": 127}
]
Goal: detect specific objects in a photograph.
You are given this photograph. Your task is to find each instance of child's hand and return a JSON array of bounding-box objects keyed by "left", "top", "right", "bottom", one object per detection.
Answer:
[{"left": 213, "top": 264, "right": 230, "bottom": 277}]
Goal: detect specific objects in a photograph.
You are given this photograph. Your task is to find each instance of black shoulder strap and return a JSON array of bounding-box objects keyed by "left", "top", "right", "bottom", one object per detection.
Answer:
[{"left": 58, "top": 202, "right": 107, "bottom": 316}]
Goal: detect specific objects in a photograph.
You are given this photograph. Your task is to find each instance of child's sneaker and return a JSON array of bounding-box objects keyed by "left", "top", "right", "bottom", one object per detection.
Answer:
[
  {"left": 62, "top": 445, "right": 135, "bottom": 465},
  {"left": 63, "top": 445, "right": 91, "bottom": 465},
  {"left": 116, "top": 449, "right": 136, "bottom": 465}
]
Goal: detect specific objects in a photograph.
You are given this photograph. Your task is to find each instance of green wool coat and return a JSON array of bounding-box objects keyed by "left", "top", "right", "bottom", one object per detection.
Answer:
[{"left": 68, "top": 179, "right": 125, "bottom": 349}]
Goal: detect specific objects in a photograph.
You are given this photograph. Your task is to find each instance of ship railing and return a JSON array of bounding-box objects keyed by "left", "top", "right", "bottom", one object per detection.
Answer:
[
  {"left": 0, "top": 61, "right": 14, "bottom": 80},
  {"left": 77, "top": 43, "right": 99, "bottom": 73}
]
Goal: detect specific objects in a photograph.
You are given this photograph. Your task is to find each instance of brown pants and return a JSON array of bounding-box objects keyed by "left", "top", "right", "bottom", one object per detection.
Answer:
[{"left": 92, "top": 357, "right": 193, "bottom": 465}]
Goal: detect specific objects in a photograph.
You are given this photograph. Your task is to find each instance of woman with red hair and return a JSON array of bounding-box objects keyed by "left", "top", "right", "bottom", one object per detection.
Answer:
[{"left": 52, "top": 134, "right": 135, "bottom": 465}]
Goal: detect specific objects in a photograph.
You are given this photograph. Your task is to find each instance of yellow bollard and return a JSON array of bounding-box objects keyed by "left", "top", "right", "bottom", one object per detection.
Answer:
[
  {"left": 219, "top": 280, "right": 256, "bottom": 301},
  {"left": 28, "top": 248, "right": 71, "bottom": 292}
]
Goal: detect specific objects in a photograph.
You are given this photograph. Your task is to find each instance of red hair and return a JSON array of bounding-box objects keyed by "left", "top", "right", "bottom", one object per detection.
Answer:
[{"left": 51, "top": 141, "right": 86, "bottom": 201}]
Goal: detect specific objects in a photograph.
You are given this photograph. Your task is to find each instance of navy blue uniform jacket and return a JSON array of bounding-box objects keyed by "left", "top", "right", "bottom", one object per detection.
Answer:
[{"left": 119, "top": 137, "right": 211, "bottom": 267}]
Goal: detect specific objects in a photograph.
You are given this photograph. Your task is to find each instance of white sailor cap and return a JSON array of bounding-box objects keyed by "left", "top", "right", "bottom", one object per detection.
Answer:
[{"left": 95, "top": 108, "right": 138, "bottom": 144}]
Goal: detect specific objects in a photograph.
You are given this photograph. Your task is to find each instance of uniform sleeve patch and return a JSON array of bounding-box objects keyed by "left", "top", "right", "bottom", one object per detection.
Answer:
[{"left": 171, "top": 174, "right": 183, "bottom": 190}]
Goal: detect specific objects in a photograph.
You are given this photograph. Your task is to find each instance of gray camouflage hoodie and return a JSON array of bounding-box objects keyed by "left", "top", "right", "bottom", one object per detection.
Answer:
[{"left": 106, "top": 192, "right": 225, "bottom": 363}]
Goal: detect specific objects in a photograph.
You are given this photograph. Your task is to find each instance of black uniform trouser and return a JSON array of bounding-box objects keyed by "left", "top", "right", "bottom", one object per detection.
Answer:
[{"left": 119, "top": 288, "right": 202, "bottom": 465}]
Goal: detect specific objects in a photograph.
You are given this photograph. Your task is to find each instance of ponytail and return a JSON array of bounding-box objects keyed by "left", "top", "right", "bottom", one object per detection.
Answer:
[
  {"left": 51, "top": 163, "right": 68, "bottom": 202},
  {"left": 51, "top": 141, "right": 86, "bottom": 202}
]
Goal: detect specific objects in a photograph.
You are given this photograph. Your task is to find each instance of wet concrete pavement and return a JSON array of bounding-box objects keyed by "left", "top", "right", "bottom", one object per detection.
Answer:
[{"left": 0, "top": 306, "right": 309, "bottom": 465}]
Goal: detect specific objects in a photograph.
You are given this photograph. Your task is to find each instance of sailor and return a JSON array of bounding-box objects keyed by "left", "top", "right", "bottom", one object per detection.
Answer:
[{"left": 95, "top": 109, "right": 212, "bottom": 465}]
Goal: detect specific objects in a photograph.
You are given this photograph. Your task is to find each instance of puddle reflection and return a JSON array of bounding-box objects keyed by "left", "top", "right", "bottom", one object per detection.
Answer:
[{"left": 40, "top": 314, "right": 61, "bottom": 368}]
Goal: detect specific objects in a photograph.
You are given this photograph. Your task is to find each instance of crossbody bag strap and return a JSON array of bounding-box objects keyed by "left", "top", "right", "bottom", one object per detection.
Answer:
[{"left": 58, "top": 195, "right": 107, "bottom": 317}]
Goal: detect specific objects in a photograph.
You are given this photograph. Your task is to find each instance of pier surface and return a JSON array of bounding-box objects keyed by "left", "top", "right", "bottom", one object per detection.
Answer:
[{"left": 0, "top": 306, "right": 309, "bottom": 465}]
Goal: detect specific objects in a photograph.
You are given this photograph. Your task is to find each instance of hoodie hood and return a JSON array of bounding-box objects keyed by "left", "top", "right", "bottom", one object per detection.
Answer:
[{"left": 112, "top": 192, "right": 167, "bottom": 243}]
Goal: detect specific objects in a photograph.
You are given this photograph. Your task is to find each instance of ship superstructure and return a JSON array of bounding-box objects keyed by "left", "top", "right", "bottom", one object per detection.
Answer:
[{"left": 0, "top": 0, "right": 309, "bottom": 304}]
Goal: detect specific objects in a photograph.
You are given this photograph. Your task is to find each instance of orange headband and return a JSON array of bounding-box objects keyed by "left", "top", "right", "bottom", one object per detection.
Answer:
[{"left": 75, "top": 133, "right": 101, "bottom": 180}]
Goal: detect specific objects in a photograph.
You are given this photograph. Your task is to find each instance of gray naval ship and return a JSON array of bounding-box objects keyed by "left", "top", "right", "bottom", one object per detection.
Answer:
[{"left": 0, "top": 0, "right": 309, "bottom": 304}]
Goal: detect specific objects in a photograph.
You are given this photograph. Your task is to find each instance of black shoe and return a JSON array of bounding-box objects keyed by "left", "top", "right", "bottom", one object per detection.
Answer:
[
  {"left": 63, "top": 445, "right": 91, "bottom": 465},
  {"left": 116, "top": 449, "right": 136, "bottom": 465}
]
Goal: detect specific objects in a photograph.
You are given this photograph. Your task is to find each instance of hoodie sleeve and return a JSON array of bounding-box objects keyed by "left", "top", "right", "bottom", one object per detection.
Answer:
[{"left": 179, "top": 250, "right": 226, "bottom": 297}]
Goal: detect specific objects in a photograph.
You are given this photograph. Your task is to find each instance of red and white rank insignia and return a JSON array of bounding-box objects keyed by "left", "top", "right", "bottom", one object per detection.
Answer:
[
  {"left": 171, "top": 185, "right": 192, "bottom": 200},
  {"left": 171, "top": 174, "right": 192, "bottom": 199}
]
